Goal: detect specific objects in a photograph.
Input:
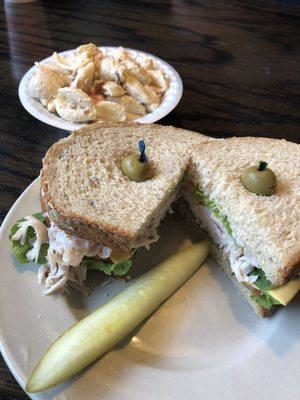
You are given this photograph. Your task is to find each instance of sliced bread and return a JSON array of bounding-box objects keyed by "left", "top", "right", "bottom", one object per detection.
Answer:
[
  {"left": 189, "top": 137, "right": 300, "bottom": 286},
  {"left": 40, "top": 122, "right": 209, "bottom": 250},
  {"left": 177, "top": 198, "right": 277, "bottom": 317}
]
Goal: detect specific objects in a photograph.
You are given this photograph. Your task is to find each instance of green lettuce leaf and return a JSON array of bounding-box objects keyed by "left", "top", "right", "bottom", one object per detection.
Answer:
[
  {"left": 251, "top": 293, "right": 281, "bottom": 310},
  {"left": 33, "top": 212, "right": 46, "bottom": 222},
  {"left": 9, "top": 213, "right": 49, "bottom": 265},
  {"left": 195, "top": 190, "right": 233, "bottom": 236},
  {"left": 11, "top": 241, "right": 32, "bottom": 264},
  {"left": 37, "top": 243, "right": 49, "bottom": 264},
  {"left": 250, "top": 268, "right": 280, "bottom": 310},
  {"left": 9, "top": 212, "right": 45, "bottom": 241},
  {"left": 83, "top": 257, "right": 133, "bottom": 277},
  {"left": 9, "top": 218, "right": 25, "bottom": 239},
  {"left": 250, "top": 268, "right": 274, "bottom": 291}
]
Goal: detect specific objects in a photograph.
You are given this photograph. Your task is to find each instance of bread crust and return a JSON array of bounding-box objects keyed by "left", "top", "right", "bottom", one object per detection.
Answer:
[
  {"left": 189, "top": 136, "right": 300, "bottom": 286},
  {"left": 40, "top": 125, "right": 298, "bottom": 287},
  {"left": 40, "top": 122, "right": 209, "bottom": 250},
  {"left": 177, "top": 199, "right": 277, "bottom": 317},
  {"left": 210, "top": 244, "right": 277, "bottom": 318}
]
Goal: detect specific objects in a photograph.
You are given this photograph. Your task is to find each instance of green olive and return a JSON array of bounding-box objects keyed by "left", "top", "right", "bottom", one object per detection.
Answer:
[
  {"left": 241, "top": 163, "right": 277, "bottom": 196},
  {"left": 121, "top": 153, "right": 153, "bottom": 182}
]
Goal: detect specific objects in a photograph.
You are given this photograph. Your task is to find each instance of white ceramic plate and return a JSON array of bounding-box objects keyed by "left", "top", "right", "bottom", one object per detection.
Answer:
[
  {"left": 18, "top": 47, "right": 183, "bottom": 130},
  {"left": 0, "top": 180, "right": 299, "bottom": 400}
]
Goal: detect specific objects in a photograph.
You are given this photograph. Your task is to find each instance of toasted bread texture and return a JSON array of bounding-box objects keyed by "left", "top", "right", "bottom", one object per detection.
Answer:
[
  {"left": 189, "top": 137, "right": 300, "bottom": 286},
  {"left": 40, "top": 122, "right": 208, "bottom": 250}
]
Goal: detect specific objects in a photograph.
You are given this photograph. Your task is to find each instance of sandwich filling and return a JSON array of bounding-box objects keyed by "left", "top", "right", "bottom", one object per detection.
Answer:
[
  {"left": 9, "top": 186, "right": 179, "bottom": 295},
  {"left": 10, "top": 213, "right": 134, "bottom": 294},
  {"left": 184, "top": 188, "right": 299, "bottom": 311}
]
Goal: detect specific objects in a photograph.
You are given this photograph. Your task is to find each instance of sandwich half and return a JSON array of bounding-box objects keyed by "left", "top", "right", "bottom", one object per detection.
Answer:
[
  {"left": 183, "top": 137, "right": 300, "bottom": 317},
  {"left": 10, "top": 122, "right": 208, "bottom": 294}
]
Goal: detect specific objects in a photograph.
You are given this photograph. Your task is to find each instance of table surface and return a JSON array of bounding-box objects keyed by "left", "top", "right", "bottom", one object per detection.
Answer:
[{"left": 0, "top": 0, "right": 299, "bottom": 398}]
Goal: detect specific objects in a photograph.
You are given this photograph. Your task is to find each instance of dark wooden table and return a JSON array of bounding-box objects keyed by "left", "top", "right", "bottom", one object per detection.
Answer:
[{"left": 0, "top": 0, "right": 299, "bottom": 398}]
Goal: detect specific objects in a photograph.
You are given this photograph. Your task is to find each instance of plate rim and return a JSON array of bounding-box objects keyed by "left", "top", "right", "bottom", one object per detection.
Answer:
[
  {"left": 18, "top": 46, "right": 183, "bottom": 131},
  {"left": 0, "top": 179, "right": 39, "bottom": 399}
]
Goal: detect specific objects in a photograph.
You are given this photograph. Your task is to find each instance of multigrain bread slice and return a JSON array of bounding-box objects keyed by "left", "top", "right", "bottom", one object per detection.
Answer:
[
  {"left": 177, "top": 198, "right": 277, "bottom": 317},
  {"left": 40, "top": 122, "right": 209, "bottom": 251},
  {"left": 189, "top": 136, "right": 300, "bottom": 287}
]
